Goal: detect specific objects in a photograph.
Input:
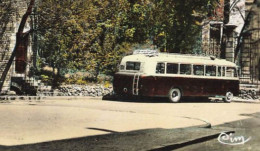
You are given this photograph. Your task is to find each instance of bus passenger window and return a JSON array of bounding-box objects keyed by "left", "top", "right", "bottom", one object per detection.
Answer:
[
  {"left": 234, "top": 68, "right": 238, "bottom": 77},
  {"left": 167, "top": 63, "right": 178, "bottom": 74},
  {"left": 193, "top": 65, "right": 204, "bottom": 76},
  {"left": 222, "top": 67, "right": 226, "bottom": 77},
  {"left": 180, "top": 64, "right": 191, "bottom": 75},
  {"left": 206, "top": 66, "right": 216, "bottom": 76},
  {"left": 126, "top": 62, "right": 140, "bottom": 71},
  {"left": 226, "top": 67, "right": 237, "bottom": 77},
  {"left": 217, "top": 67, "right": 221, "bottom": 76},
  {"left": 156, "top": 63, "right": 165, "bottom": 74}
]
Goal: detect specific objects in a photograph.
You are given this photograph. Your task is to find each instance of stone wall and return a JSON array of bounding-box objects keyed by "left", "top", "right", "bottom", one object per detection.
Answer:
[{"left": 53, "top": 85, "right": 113, "bottom": 97}]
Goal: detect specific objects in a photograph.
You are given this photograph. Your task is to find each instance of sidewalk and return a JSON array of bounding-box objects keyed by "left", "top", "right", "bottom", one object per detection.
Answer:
[{"left": 232, "top": 97, "right": 260, "bottom": 103}]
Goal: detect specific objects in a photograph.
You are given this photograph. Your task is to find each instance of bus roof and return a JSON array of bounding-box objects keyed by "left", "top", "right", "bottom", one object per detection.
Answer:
[{"left": 121, "top": 53, "right": 237, "bottom": 67}]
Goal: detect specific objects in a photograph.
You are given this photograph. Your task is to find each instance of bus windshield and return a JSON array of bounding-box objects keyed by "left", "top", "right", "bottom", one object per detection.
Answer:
[{"left": 126, "top": 61, "right": 141, "bottom": 71}]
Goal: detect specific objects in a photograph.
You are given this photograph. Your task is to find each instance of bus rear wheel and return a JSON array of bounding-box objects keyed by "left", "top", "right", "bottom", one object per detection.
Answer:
[
  {"left": 224, "top": 91, "right": 233, "bottom": 103},
  {"left": 168, "top": 88, "right": 181, "bottom": 103}
]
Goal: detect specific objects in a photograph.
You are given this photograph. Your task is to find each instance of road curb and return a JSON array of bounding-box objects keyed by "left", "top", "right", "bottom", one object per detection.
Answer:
[
  {"left": 43, "top": 96, "right": 103, "bottom": 100},
  {"left": 181, "top": 116, "right": 212, "bottom": 128},
  {"left": 0, "top": 96, "right": 103, "bottom": 102},
  {"left": 232, "top": 100, "right": 260, "bottom": 104}
]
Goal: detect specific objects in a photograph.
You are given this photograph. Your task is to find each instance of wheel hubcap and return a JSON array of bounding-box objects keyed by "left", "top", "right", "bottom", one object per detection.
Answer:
[
  {"left": 172, "top": 91, "right": 177, "bottom": 98},
  {"left": 226, "top": 92, "right": 233, "bottom": 100}
]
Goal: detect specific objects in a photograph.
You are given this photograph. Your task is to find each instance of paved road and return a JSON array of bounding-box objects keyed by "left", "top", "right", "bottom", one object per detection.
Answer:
[{"left": 0, "top": 97, "right": 259, "bottom": 150}]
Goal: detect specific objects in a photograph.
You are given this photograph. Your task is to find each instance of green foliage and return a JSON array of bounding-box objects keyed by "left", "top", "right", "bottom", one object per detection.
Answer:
[
  {"left": 36, "top": 0, "right": 217, "bottom": 84},
  {"left": 149, "top": 0, "right": 217, "bottom": 53},
  {"left": 40, "top": 74, "right": 51, "bottom": 84},
  {"left": 65, "top": 78, "right": 88, "bottom": 85},
  {"left": 37, "top": 0, "right": 133, "bottom": 77},
  {"left": 64, "top": 72, "right": 89, "bottom": 85}
]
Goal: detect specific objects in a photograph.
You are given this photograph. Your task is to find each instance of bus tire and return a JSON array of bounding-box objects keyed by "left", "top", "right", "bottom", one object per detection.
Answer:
[
  {"left": 224, "top": 91, "right": 233, "bottom": 103},
  {"left": 168, "top": 88, "right": 181, "bottom": 103}
]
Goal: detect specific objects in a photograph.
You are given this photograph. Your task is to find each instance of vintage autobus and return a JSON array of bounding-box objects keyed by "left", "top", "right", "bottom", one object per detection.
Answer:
[{"left": 113, "top": 52, "right": 239, "bottom": 103}]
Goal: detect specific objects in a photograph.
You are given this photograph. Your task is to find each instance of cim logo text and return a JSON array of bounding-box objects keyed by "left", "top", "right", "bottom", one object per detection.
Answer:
[{"left": 218, "top": 132, "right": 251, "bottom": 145}]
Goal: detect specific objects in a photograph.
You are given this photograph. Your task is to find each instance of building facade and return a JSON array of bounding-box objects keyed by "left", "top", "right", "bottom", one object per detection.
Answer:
[
  {"left": 202, "top": 0, "right": 260, "bottom": 86},
  {"left": 0, "top": 0, "right": 33, "bottom": 94},
  {"left": 240, "top": 0, "right": 260, "bottom": 85}
]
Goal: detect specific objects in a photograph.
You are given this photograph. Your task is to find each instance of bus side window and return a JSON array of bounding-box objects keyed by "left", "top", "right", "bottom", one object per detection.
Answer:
[
  {"left": 226, "top": 67, "right": 237, "bottom": 77},
  {"left": 206, "top": 65, "right": 216, "bottom": 76},
  {"left": 180, "top": 64, "right": 191, "bottom": 75},
  {"left": 235, "top": 68, "right": 238, "bottom": 77},
  {"left": 222, "top": 67, "right": 226, "bottom": 77},
  {"left": 167, "top": 63, "right": 178, "bottom": 74},
  {"left": 193, "top": 65, "right": 204, "bottom": 76},
  {"left": 156, "top": 62, "right": 165, "bottom": 74},
  {"left": 217, "top": 66, "right": 221, "bottom": 76}
]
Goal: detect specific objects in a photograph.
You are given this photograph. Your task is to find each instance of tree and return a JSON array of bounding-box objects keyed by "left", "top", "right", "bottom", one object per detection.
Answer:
[
  {"left": 37, "top": 0, "right": 134, "bottom": 82},
  {"left": 149, "top": 0, "right": 217, "bottom": 53},
  {"left": 35, "top": 0, "right": 217, "bottom": 85},
  {"left": 37, "top": 0, "right": 99, "bottom": 85}
]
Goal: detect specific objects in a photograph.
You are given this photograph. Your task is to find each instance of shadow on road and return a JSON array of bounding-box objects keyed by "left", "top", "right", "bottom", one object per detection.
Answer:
[
  {"left": 102, "top": 94, "right": 226, "bottom": 104},
  {"left": 0, "top": 126, "right": 229, "bottom": 151},
  {"left": 102, "top": 95, "right": 169, "bottom": 103}
]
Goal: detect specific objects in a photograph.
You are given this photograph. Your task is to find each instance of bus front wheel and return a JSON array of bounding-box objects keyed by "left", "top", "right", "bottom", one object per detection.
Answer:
[
  {"left": 168, "top": 88, "right": 181, "bottom": 103},
  {"left": 224, "top": 91, "right": 233, "bottom": 103}
]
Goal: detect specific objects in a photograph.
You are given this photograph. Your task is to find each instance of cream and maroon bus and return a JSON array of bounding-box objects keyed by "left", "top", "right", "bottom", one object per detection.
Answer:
[{"left": 113, "top": 52, "right": 239, "bottom": 103}]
